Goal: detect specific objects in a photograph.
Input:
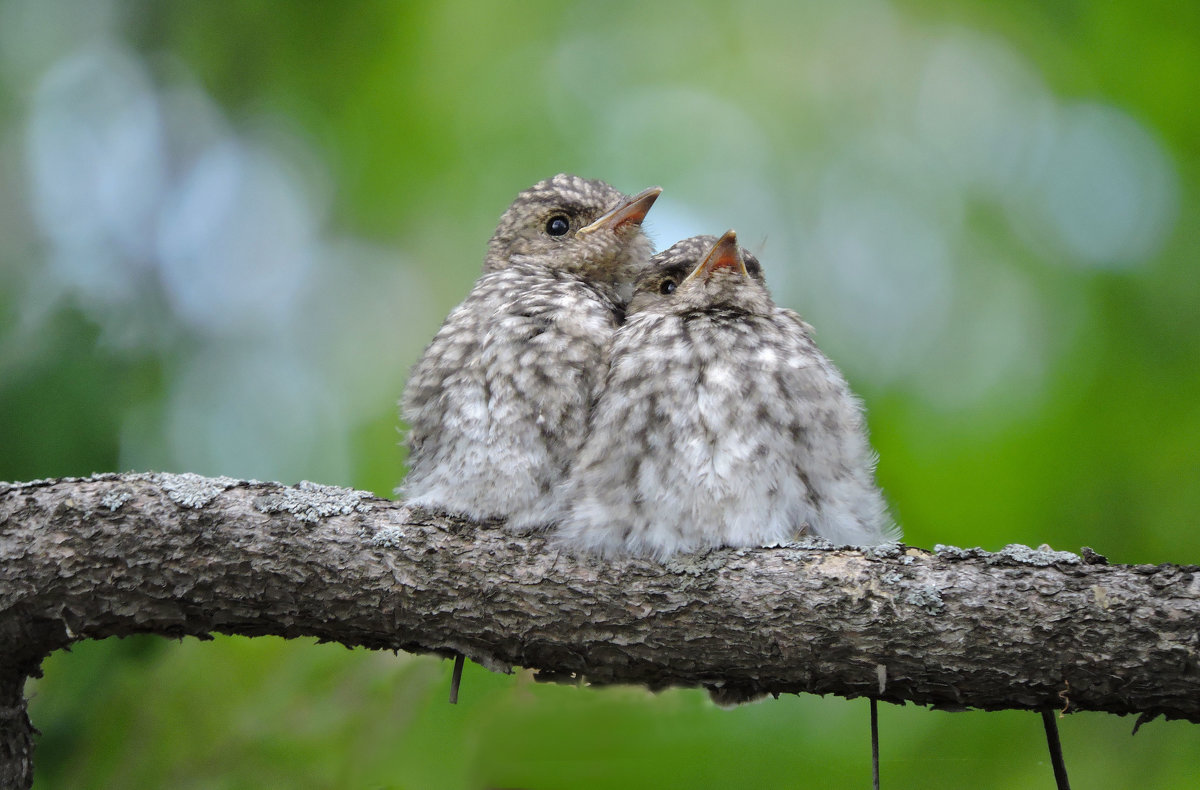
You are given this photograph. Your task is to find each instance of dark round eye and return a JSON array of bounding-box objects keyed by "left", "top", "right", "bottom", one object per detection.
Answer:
[
  {"left": 545, "top": 215, "right": 570, "bottom": 236},
  {"left": 659, "top": 279, "right": 677, "bottom": 295}
]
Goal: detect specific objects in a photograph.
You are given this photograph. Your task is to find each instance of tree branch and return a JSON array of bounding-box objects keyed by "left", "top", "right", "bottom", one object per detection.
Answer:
[{"left": 3, "top": 473, "right": 1199, "bottom": 786}]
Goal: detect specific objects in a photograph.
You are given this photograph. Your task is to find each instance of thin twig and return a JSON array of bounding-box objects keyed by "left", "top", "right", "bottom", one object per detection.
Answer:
[
  {"left": 1041, "top": 709, "right": 1071, "bottom": 790},
  {"left": 871, "top": 698, "right": 880, "bottom": 790},
  {"left": 448, "top": 654, "right": 465, "bottom": 704}
]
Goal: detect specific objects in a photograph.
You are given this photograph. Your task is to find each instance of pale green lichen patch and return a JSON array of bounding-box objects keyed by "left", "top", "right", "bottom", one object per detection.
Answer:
[
  {"left": 904, "top": 585, "right": 945, "bottom": 614},
  {"left": 370, "top": 526, "right": 405, "bottom": 548},
  {"left": 2, "top": 472, "right": 121, "bottom": 491},
  {"left": 994, "top": 544, "right": 1081, "bottom": 566},
  {"left": 101, "top": 489, "right": 132, "bottom": 511},
  {"left": 253, "top": 480, "right": 374, "bottom": 523},
  {"left": 934, "top": 543, "right": 1082, "bottom": 566},
  {"left": 861, "top": 543, "right": 904, "bottom": 560},
  {"left": 151, "top": 472, "right": 244, "bottom": 508}
]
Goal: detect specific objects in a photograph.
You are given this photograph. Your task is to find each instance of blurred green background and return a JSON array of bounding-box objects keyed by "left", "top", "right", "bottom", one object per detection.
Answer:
[{"left": 2, "top": 0, "right": 1198, "bottom": 787}]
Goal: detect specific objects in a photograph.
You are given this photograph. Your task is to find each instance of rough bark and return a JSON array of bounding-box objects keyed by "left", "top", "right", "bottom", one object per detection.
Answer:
[
  {"left": 0, "top": 674, "right": 33, "bottom": 790},
  {"left": 3, "top": 473, "right": 1200, "bottom": 786}
]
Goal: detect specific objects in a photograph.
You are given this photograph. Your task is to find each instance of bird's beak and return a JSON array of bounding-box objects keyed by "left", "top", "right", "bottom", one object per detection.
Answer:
[
  {"left": 576, "top": 186, "right": 662, "bottom": 238},
  {"left": 683, "top": 230, "right": 749, "bottom": 283}
]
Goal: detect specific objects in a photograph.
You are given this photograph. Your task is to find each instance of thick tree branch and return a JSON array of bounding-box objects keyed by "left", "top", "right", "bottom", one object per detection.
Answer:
[{"left": 3, "top": 473, "right": 1200, "bottom": 785}]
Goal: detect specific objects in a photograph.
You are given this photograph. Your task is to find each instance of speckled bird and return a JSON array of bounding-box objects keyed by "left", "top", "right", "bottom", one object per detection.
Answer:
[
  {"left": 554, "top": 231, "right": 898, "bottom": 558},
  {"left": 400, "top": 174, "right": 661, "bottom": 531}
]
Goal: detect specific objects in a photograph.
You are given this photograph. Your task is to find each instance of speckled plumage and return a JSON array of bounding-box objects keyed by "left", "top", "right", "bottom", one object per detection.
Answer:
[
  {"left": 400, "top": 174, "right": 659, "bottom": 530},
  {"left": 555, "top": 232, "right": 898, "bottom": 558}
]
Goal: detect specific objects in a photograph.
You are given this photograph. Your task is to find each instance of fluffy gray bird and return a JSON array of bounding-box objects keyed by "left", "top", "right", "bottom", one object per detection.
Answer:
[
  {"left": 555, "top": 230, "right": 898, "bottom": 558},
  {"left": 400, "top": 174, "right": 661, "bottom": 530}
]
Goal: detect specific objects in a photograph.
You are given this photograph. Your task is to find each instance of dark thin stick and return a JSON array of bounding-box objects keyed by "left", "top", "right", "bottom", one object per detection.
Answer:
[
  {"left": 448, "top": 654, "right": 465, "bottom": 704},
  {"left": 871, "top": 698, "right": 880, "bottom": 790},
  {"left": 1041, "top": 709, "right": 1071, "bottom": 790}
]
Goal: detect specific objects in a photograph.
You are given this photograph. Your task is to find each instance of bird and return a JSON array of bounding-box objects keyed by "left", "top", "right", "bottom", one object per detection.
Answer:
[
  {"left": 400, "top": 174, "right": 661, "bottom": 531},
  {"left": 554, "top": 230, "right": 898, "bottom": 558}
]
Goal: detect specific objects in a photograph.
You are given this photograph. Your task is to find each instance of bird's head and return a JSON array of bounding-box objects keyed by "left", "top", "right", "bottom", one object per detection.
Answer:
[
  {"left": 629, "top": 231, "right": 770, "bottom": 316},
  {"left": 484, "top": 174, "right": 661, "bottom": 286}
]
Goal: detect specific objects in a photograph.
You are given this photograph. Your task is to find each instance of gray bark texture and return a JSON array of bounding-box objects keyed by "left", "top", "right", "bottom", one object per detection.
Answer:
[{"left": 3, "top": 473, "right": 1200, "bottom": 787}]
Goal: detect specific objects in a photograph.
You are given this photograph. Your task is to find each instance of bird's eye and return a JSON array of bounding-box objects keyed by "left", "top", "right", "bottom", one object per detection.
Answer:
[
  {"left": 659, "top": 279, "right": 677, "bottom": 295},
  {"left": 545, "top": 215, "right": 570, "bottom": 237}
]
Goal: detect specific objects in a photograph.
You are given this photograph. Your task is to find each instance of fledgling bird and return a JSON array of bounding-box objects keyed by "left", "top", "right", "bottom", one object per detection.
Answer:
[
  {"left": 554, "top": 231, "right": 898, "bottom": 558},
  {"left": 400, "top": 174, "right": 661, "bottom": 531}
]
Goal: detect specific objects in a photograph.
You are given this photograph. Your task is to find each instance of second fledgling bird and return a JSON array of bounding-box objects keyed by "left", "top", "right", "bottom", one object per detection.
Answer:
[
  {"left": 555, "top": 231, "right": 898, "bottom": 558},
  {"left": 401, "top": 174, "right": 661, "bottom": 531}
]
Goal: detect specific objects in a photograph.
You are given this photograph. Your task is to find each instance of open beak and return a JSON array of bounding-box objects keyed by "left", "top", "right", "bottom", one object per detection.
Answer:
[
  {"left": 683, "top": 230, "right": 749, "bottom": 283},
  {"left": 575, "top": 186, "right": 662, "bottom": 238}
]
